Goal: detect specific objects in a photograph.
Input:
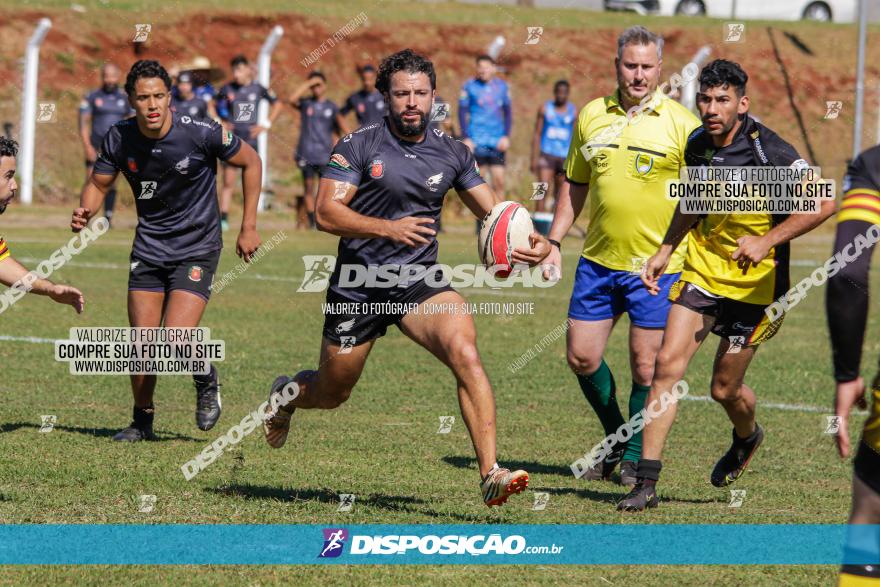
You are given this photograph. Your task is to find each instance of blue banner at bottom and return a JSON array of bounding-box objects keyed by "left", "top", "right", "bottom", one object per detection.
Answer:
[{"left": 1, "top": 524, "right": 879, "bottom": 565}]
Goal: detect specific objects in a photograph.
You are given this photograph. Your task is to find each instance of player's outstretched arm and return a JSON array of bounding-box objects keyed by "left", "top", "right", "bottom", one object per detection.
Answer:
[
  {"left": 732, "top": 196, "right": 836, "bottom": 269},
  {"left": 224, "top": 141, "right": 262, "bottom": 262},
  {"left": 72, "top": 170, "right": 117, "bottom": 232},
  {"left": 0, "top": 256, "right": 84, "bottom": 313}
]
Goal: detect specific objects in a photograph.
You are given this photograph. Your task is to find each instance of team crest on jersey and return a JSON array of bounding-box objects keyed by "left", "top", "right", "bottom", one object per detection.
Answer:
[
  {"left": 369, "top": 159, "right": 384, "bottom": 179},
  {"left": 95, "top": 98, "right": 103, "bottom": 107},
  {"left": 127, "top": 157, "right": 138, "bottom": 173},
  {"left": 425, "top": 172, "right": 444, "bottom": 192},
  {"left": 357, "top": 103, "right": 365, "bottom": 113},
  {"left": 188, "top": 266, "right": 203, "bottom": 282},
  {"left": 634, "top": 153, "right": 654, "bottom": 176},
  {"left": 223, "top": 131, "right": 234, "bottom": 146},
  {"left": 329, "top": 154, "right": 351, "bottom": 170}
]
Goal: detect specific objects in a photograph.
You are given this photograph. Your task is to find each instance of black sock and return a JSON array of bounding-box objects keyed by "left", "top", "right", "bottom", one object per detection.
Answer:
[
  {"left": 104, "top": 188, "right": 117, "bottom": 219},
  {"left": 221, "top": 212, "right": 228, "bottom": 223},
  {"left": 133, "top": 405, "right": 154, "bottom": 429},
  {"left": 637, "top": 459, "right": 662, "bottom": 486},
  {"left": 307, "top": 212, "right": 316, "bottom": 228},
  {"left": 735, "top": 424, "right": 761, "bottom": 445},
  {"left": 193, "top": 365, "right": 215, "bottom": 385}
]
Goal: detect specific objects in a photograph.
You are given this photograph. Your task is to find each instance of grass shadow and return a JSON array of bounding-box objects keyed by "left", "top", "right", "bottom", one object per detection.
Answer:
[
  {"left": 0, "top": 421, "right": 200, "bottom": 441},
  {"left": 208, "top": 483, "right": 489, "bottom": 522},
  {"left": 442, "top": 455, "right": 573, "bottom": 478}
]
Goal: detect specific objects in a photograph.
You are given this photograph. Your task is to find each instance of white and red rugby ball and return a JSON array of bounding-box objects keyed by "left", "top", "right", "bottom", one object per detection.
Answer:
[{"left": 478, "top": 201, "right": 535, "bottom": 278}]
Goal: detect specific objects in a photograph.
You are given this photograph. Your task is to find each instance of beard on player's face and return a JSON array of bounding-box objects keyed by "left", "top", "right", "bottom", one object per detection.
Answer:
[{"left": 389, "top": 107, "right": 428, "bottom": 136}]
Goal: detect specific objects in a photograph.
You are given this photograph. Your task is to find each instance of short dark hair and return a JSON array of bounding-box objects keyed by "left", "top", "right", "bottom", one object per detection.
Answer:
[
  {"left": 125, "top": 60, "right": 172, "bottom": 96},
  {"left": 554, "top": 79, "right": 570, "bottom": 91},
  {"left": 0, "top": 136, "right": 18, "bottom": 158},
  {"left": 230, "top": 54, "right": 249, "bottom": 68},
  {"left": 376, "top": 49, "right": 436, "bottom": 94},
  {"left": 308, "top": 70, "right": 326, "bottom": 82},
  {"left": 476, "top": 54, "right": 494, "bottom": 65},
  {"left": 699, "top": 59, "right": 748, "bottom": 97}
]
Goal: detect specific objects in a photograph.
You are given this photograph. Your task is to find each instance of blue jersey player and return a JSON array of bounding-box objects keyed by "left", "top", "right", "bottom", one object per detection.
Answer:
[
  {"left": 458, "top": 55, "right": 512, "bottom": 199},
  {"left": 529, "top": 80, "right": 575, "bottom": 213}
]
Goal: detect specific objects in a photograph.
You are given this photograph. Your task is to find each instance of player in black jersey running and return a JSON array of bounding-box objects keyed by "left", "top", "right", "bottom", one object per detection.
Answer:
[
  {"left": 71, "top": 60, "right": 263, "bottom": 442},
  {"left": 263, "top": 49, "right": 551, "bottom": 507}
]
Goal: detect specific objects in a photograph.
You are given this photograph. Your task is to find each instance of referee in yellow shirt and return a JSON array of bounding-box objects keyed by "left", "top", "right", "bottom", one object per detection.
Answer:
[{"left": 544, "top": 26, "right": 700, "bottom": 485}]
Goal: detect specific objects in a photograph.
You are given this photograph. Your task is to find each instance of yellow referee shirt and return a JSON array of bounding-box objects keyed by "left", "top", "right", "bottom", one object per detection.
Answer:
[{"left": 564, "top": 89, "right": 700, "bottom": 273}]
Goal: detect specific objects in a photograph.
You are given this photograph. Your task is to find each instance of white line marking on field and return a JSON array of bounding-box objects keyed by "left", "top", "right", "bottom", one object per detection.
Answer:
[
  {"left": 0, "top": 335, "right": 59, "bottom": 344},
  {"left": 15, "top": 256, "right": 555, "bottom": 294},
  {"left": 682, "top": 394, "right": 867, "bottom": 416},
  {"left": 10, "top": 239, "right": 131, "bottom": 246},
  {"left": 790, "top": 260, "right": 821, "bottom": 267},
  {"left": 17, "top": 257, "right": 124, "bottom": 270},
  {"left": 17, "top": 257, "right": 299, "bottom": 284}
]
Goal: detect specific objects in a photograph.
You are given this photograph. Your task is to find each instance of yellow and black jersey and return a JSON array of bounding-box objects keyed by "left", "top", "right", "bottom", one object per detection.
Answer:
[
  {"left": 0, "top": 237, "right": 9, "bottom": 262},
  {"left": 826, "top": 146, "right": 880, "bottom": 498},
  {"left": 682, "top": 116, "right": 807, "bottom": 305},
  {"left": 840, "top": 145, "right": 880, "bottom": 226}
]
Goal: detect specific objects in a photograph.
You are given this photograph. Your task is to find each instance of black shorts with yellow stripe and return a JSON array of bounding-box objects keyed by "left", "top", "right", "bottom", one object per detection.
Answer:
[{"left": 669, "top": 280, "right": 783, "bottom": 347}]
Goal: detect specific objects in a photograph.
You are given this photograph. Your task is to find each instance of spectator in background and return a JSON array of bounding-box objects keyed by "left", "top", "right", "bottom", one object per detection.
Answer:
[
  {"left": 216, "top": 54, "right": 283, "bottom": 231},
  {"left": 340, "top": 64, "right": 385, "bottom": 130},
  {"left": 530, "top": 79, "right": 576, "bottom": 214},
  {"left": 458, "top": 55, "right": 512, "bottom": 199},
  {"left": 79, "top": 63, "right": 132, "bottom": 229},
  {"left": 289, "top": 71, "right": 344, "bottom": 230}
]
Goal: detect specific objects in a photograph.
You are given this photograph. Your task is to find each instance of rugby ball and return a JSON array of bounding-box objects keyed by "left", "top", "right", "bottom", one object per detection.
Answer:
[{"left": 478, "top": 201, "right": 535, "bottom": 278}]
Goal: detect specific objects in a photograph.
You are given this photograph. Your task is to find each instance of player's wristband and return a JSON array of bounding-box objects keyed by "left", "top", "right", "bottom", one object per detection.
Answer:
[
  {"left": 548, "top": 239, "right": 561, "bottom": 250},
  {"left": 262, "top": 121, "right": 272, "bottom": 129}
]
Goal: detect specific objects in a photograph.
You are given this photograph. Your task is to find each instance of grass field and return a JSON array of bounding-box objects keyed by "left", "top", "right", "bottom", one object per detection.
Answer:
[{"left": 0, "top": 203, "right": 875, "bottom": 584}]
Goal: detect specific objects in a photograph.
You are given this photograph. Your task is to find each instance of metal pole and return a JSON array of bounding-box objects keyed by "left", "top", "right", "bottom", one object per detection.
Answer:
[
  {"left": 876, "top": 82, "right": 880, "bottom": 146},
  {"left": 19, "top": 18, "right": 51, "bottom": 206},
  {"left": 853, "top": 0, "right": 867, "bottom": 158},
  {"left": 681, "top": 45, "right": 712, "bottom": 114},
  {"left": 256, "top": 25, "right": 283, "bottom": 212}
]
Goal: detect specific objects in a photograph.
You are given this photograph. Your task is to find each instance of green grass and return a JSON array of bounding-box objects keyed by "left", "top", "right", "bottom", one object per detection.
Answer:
[{"left": 0, "top": 204, "right": 874, "bottom": 584}]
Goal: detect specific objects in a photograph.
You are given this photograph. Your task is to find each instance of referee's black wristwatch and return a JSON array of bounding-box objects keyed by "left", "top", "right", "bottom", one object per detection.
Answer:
[{"left": 548, "top": 238, "right": 561, "bottom": 250}]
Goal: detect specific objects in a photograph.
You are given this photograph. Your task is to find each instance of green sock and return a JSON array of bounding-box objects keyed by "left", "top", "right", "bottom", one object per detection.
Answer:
[
  {"left": 576, "top": 360, "right": 625, "bottom": 437},
  {"left": 623, "top": 382, "right": 651, "bottom": 463}
]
